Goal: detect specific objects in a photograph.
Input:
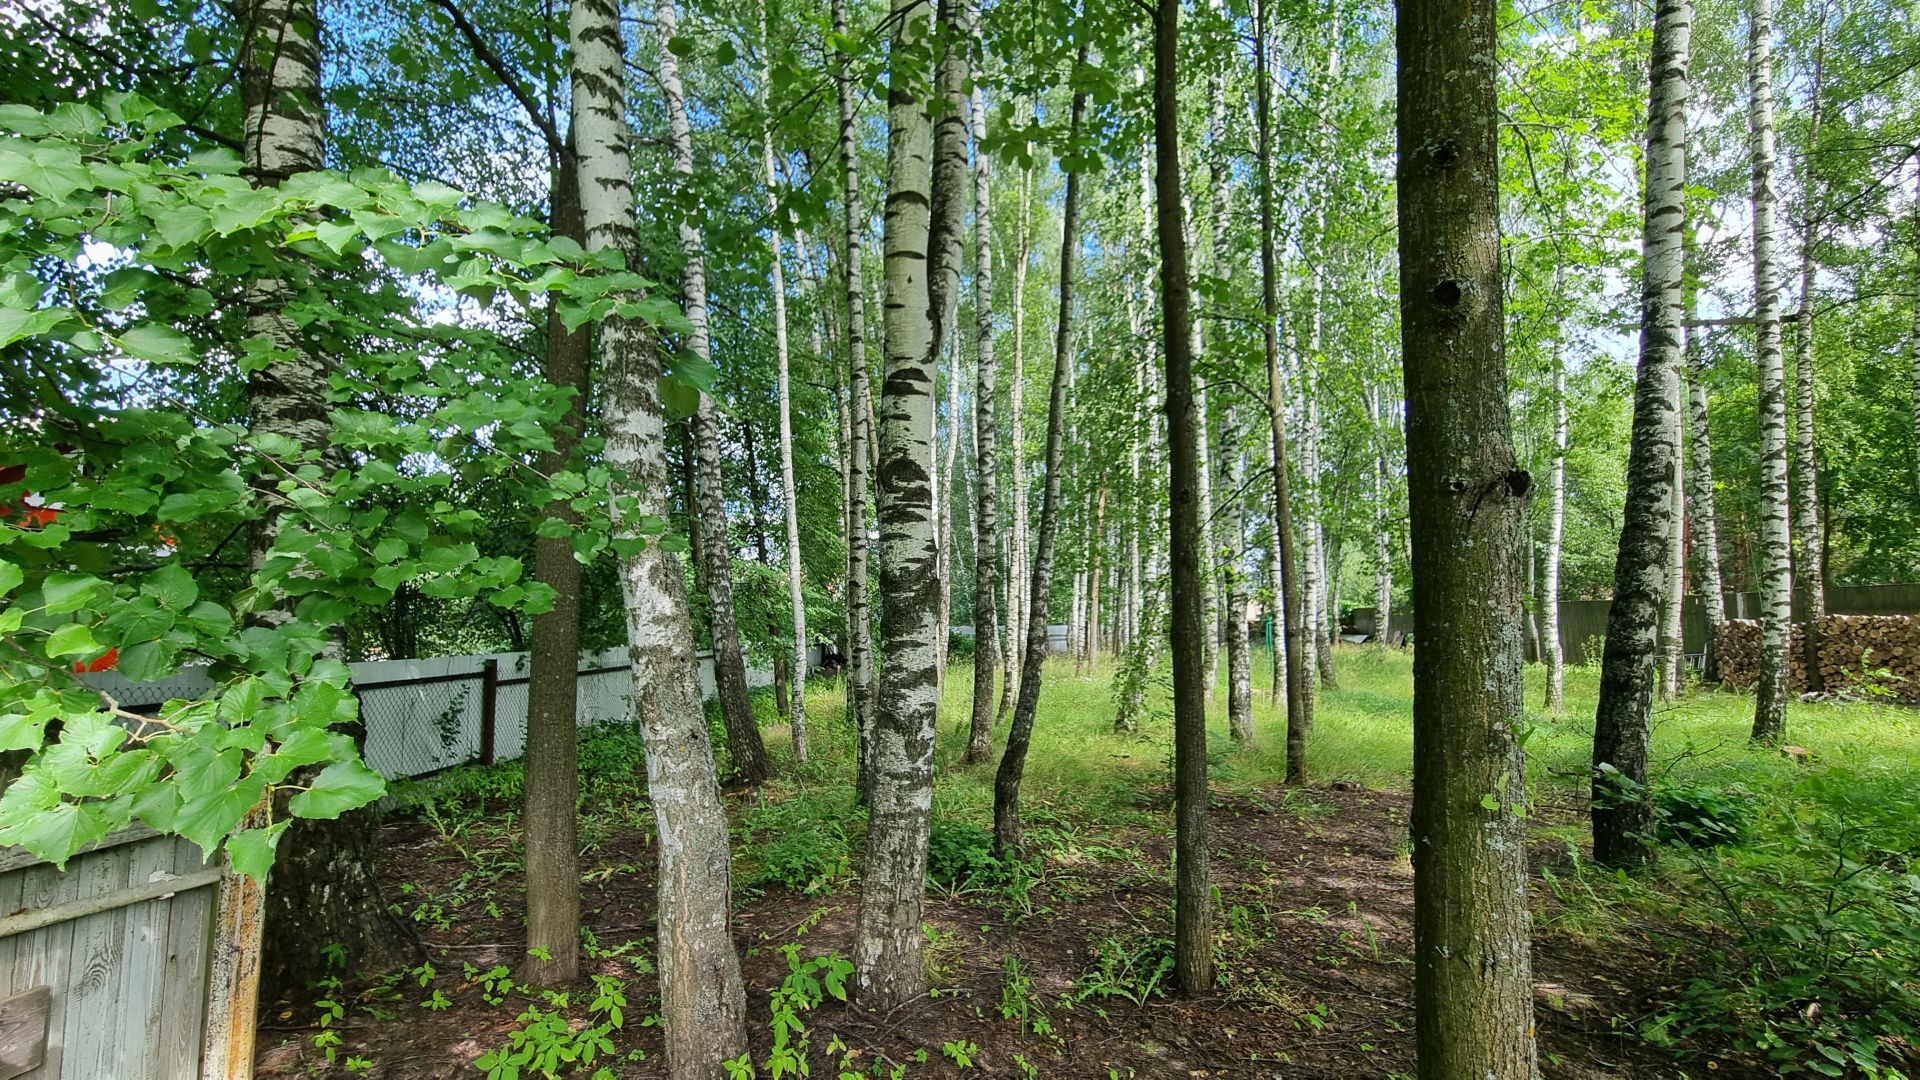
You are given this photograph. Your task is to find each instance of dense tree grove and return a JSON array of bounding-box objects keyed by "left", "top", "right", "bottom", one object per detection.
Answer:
[{"left": 2, "top": 0, "right": 1918, "bottom": 1075}]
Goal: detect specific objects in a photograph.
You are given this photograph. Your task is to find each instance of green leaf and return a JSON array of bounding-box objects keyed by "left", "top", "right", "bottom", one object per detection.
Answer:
[
  {"left": 287, "top": 758, "right": 385, "bottom": 820},
  {"left": 225, "top": 821, "right": 287, "bottom": 881},
  {"left": 41, "top": 573, "right": 105, "bottom": 614},
  {"left": 141, "top": 563, "right": 198, "bottom": 611},
  {"left": 0, "top": 559, "right": 22, "bottom": 596},
  {"left": 1480, "top": 793, "right": 1501, "bottom": 812},
  {"left": 0, "top": 801, "right": 111, "bottom": 868},
  {"left": 0, "top": 710, "right": 48, "bottom": 754},
  {"left": 119, "top": 323, "right": 195, "bottom": 365},
  {"left": 45, "top": 622, "right": 99, "bottom": 658},
  {"left": 177, "top": 779, "right": 264, "bottom": 859}
]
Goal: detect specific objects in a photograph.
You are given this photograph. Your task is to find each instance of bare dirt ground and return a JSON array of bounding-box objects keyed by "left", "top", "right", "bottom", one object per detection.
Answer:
[{"left": 255, "top": 783, "right": 1747, "bottom": 1078}]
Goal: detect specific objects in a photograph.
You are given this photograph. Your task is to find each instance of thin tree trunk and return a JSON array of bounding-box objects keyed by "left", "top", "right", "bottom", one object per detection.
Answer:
[
  {"left": 965, "top": 21, "right": 1001, "bottom": 763},
  {"left": 1189, "top": 192, "right": 1219, "bottom": 701},
  {"left": 1749, "top": 0, "right": 1792, "bottom": 744},
  {"left": 1220, "top": 419, "right": 1254, "bottom": 741},
  {"left": 1303, "top": 0, "right": 1343, "bottom": 693},
  {"left": 761, "top": 6, "right": 809, "bottom": 760},
  {"left": 1395, "top": 0, "right": 1538, "bottom": 1065},
  {"left": 242, "top": 0, "right": 412, "bottom": 1003},
  {"left": 1373, "top": 385, "right": 1395, "bottom": 643},
  {"left": 1151, "top": 2, "right": 1212, "bottom": 993},
  {"left": 931, "top": 0, "right": 972, "bottom": 711},
  {"left": 995, "top": 67, "right": 1085, "bottom": 856},
  {"left": 1659, "top": 417, "right": 1687, "bottom": 699},
  {"left": 1791, "top": 10, "right": 1829, "bottom": 687},
  {"left": 657, "top": 0, "right": 770, "bottom": 784},
  {"left": 852, "top": 0, "right": 951, "bottom": 1008},
  {"left": 1592, "top": 0, "right": 1690, "bottom": 870},
  {"left": 833, "top": 0, "right": 877, "bottom": 798},
  {"left": 1257, "top": 0, "right": 1311, "bottom": 778},
  {"left": 1086, "top": 484, "right": 1106, "bottom": 670},
  {"left": 1541, "top": 279, "right": 1568, "bottom": 712},
  {"left": 1685, "top": 318, "right": 1726, "bottom": 632},
  {"left": 571, "top": 0, "right": 748, "bottom": 1067},
  {"left": 1004, "top": 159, "right": 1032, "bottom": 723},
  {"left": 522, "top": 145, "right": 589, "bottom": 987}
]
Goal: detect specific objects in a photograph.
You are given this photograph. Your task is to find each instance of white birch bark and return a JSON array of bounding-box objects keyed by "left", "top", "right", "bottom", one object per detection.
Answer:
[
  {"left": 761, "top": 4, "right": 808, "bottom": 759},
  {"left": 1685, "top": 325, "right": 1727, "bottom": 629},
  {"left": 852, "top": 0, "right": 946, "bottom": 1007},
  {"left": 1006, "top": 160, "right": 1032, "bottom": 709},
  {"left": 570, "top": 0, "right": 747, "bottom": 1065},
  {"left": 964, "top": 18, "right": 1000, "bottom": 761},
  {"left": 1372, "top": 386, "right": 1394, "bottom": 639},
  {"left": 1749, "top": 0, "right": 1793, "bottom": 742},
  {"left": 1541, "top": 301, "right": 1569, "bottom": 712}
]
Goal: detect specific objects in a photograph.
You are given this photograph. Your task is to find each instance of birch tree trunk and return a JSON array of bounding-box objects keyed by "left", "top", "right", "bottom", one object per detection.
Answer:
[
  {"left": 1592, "top": 0, "right": 1690, "bottom": 870},
  {"left": 1791, "top": 12, "right": 1829, "bottom": 686},
  {"left": 1748, "top": 0, "right": 1793, "bottom": 744},
  {"left": 832, "top": 0, "right": 877, "bottom": 797},
  {"left": 1685, "top": 320, "right": 1727, "bottom": 634},
  {"left": 1302, "top": 9, "right": 1343, "bottom": 691},
  {"left": 522, "top": 146, "right": 589, "bottom": 987},
  {"left": 930, "top": 0, "right": 971, "bottom": 707},
  {"left": 1372, "top": 386, "right": 1395, "bottom": 642},
  {"left": 761, "top": 6, "right": 809, "bottom": 760},
  {"left": 852, "top": 0, "right": 948, "bottom": 1007},
  {"left": 1257, "top": 0, "right": 1311, "bottom": 778},
  {"left": 571, "top": 0, "right": 748, "bottom": 1067},
  {"left": 1150, "top": 1, "right": 1213, "bottom": 993},
  {"left": 1004, "top": 161, "right": 1032, "bottom": 722},
  {"left": 964, "top": 16, "right": 1000, "bottom": 764},
  {"left": 995, "top": 71, "right": 1085, "bottom": 856},
  {"left": 242, "top": 0, "right": 413, "bottom": 1002},
  {"left": 657, "top": 0, "right": 770, "bottom": 784},
  {"left": 1659, "top": 419, "right": 1687, "bottom": 699},
  {"left": 1541, "top": 280, "right": 1569, "bottom": 713},
  {"left": 1395, "top": 0, "right": 1538, "bottom": 1064}
]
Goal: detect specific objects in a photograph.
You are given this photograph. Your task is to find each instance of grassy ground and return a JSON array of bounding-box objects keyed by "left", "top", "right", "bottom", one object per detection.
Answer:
[{"left": 260, "top": 645, "right": 1920, "bottom": 1079}]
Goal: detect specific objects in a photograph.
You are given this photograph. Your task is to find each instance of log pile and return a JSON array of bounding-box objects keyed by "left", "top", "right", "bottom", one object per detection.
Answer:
[{"left": 1713, "top": 615, "right": 1920, "bottom": 703}]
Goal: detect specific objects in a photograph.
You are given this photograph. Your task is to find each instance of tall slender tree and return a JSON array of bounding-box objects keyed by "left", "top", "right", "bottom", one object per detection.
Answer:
[
  {"left": 1592, "top": 0, "right": 1691, "bottom": 870},
  {"left": 1395, "top": 0, "right": 1537, "bottom": 1068},
  {"left": 1257, "top": 0, "right": 1311, "bottom": 779},
  {"left": 1790, "top": 7, "right": 1830, "bottom": 685},
  {"left": 833, "top": 0, "right": 878, "bottom": 798},
  {"left": 570, "top": 0, "right": 748, "bottom": 1067},
  {"left": 852, "top": 0, "right": 947, "bottom": 1007},
  {"left": 657, "top": 0, "right": 771, "bottom": 783},
  {"left": 521, "top": 143, "right": 589, "bottom": 986},
  {"left": 1154, "top": 0, "right": 1212, "bottom": 993},
  {"left": 965, "top": 2, "right": 1001, "bottom": 765},
  {"left": 1540, "top": 286, "right": 1569, "bottom": 713},
  {"left": 994, "top": 61, "right": 1085, "bottom": 855},
  {"left": 1748, "top": 0, "right": 1792, "bottom": 744}
]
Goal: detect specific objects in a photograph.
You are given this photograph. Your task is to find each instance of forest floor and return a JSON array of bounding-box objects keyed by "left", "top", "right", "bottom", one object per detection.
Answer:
[{"left": 253, "top": 647, "right": 1920, "bottom": 1079}]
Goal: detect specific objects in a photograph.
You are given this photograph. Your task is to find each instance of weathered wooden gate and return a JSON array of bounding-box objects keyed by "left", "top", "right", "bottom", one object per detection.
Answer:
[{"left": 0, "top": 826, "right": 255, "bottom": 1079}]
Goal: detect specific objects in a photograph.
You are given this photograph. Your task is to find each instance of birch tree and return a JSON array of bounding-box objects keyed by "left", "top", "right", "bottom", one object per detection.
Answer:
[
  {"left": 965, "top": 5, "right": 1001, "bottom": 764},
  {"left": 657, "top": 0, "right": 770, "bottom": 784},
  {"left": 1749, "top": 0, "right": 1793, "bottom": 744},
  {"left": 1591, "top": 0, "right": 1691, "bottom": 871},
  {"left": 570, "top": 0, "right": 748, "bottom": 1066}
]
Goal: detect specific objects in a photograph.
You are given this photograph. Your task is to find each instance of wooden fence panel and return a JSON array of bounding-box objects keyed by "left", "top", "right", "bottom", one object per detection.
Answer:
[{"left": 0, "top": 830, "right": 221, "bottom": 1079}]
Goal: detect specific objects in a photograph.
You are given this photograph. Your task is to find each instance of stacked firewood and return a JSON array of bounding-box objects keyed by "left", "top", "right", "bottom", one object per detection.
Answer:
[{"left": 1713, "top": 616, "right": 1920, "bottom": 703}]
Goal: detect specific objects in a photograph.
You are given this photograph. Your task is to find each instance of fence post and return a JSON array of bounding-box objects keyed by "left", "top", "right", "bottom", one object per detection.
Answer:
[{"left": 478, "top": 658, "right": 499, "bottom": 765}]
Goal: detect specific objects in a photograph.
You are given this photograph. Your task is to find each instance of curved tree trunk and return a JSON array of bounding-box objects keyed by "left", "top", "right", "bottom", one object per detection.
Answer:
[
  {"left": 242, "top": 0, "right": 414, "bottom": 1005},
  {"left": 656, "top": 0, "right": 770, "bottom": 784},
  {"left": 832, "top": 0, "right": 877, "bottom": 800},
  {"left": 1257, "top": 0, "right": 1311, "bottom": 779},
  {"left": 521, "top": 145, "right": 589, "bottom": 987},
  {"left": 1002, "top": 161, "right": 1032, "bottom": 724},
  {"left": 965, "top": 19, "right": 1001, "bottom": 764},
  {"left": 852, "top": 0, "right": 958, "bottom": 1009},
  {"left": 1748, "top": 0, "right": 1792, "bottom": 744},
  {"left": 994, "top": 70, "right": 1084, "bottom": 857},
  {"left": 1394, "top": 0, "right": 1538, "bottom": 1067},
  {"left": 571, "top": 0, "right": 748, "bottom": 1068},
  {"left": 1592, "top": 0, "right": 1690, "bottom": 870},
  {"left": 1150, "top": 2, "right": 1213, "bottom": 994}
]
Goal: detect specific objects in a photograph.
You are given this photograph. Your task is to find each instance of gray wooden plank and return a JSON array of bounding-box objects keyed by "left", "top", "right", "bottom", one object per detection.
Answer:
[
  {"left": 11, "top": 858, "right": 76, "bottom": 1079},
  {"left": 59, "top": 844, "right": 126, "bottom": 1079},
  {"left": 114, "top": 837, "right": 174, "bottom": 1080},
  {"left": 159, "top": 840, "right": 212, "bottom": 1080},
  {"left": 0, "top": 869, "right": 27, "bottom": 998},
  {"left": 0, "top": 986, "right": 52, "bottom": 1080},
  {"left": 0, "top": 827, "right": 159, "bottom": 876}
]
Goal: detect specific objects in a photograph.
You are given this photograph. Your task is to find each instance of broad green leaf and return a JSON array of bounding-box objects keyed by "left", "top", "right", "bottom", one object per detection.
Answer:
[
  {"left": 287, "top": 758, "right": 385, "bottom": 820},
  {"left": 45, "top": 622, "right": 99, "bottom": 658}
]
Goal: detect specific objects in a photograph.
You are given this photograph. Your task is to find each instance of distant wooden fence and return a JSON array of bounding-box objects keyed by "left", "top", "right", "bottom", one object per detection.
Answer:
[
  {"left": 0, "top": 826, "right": 252, "bottom": 1079},
  {"left": 1349, "top": 583, "right": 1920, "bottom": 668}
]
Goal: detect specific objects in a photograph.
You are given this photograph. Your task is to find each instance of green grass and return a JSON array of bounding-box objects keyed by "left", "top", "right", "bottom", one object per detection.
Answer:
[{"left": 760, "top": 645, "right": 1920, "bottom": 825}]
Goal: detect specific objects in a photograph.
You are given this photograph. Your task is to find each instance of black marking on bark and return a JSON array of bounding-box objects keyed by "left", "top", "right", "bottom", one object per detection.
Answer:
[
  {"left": 1431, "top": 139, "right": 1458, "bottom": 170},
  {"left": 1432, "top": 279, "right": 1462, "bottom": 309}
]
